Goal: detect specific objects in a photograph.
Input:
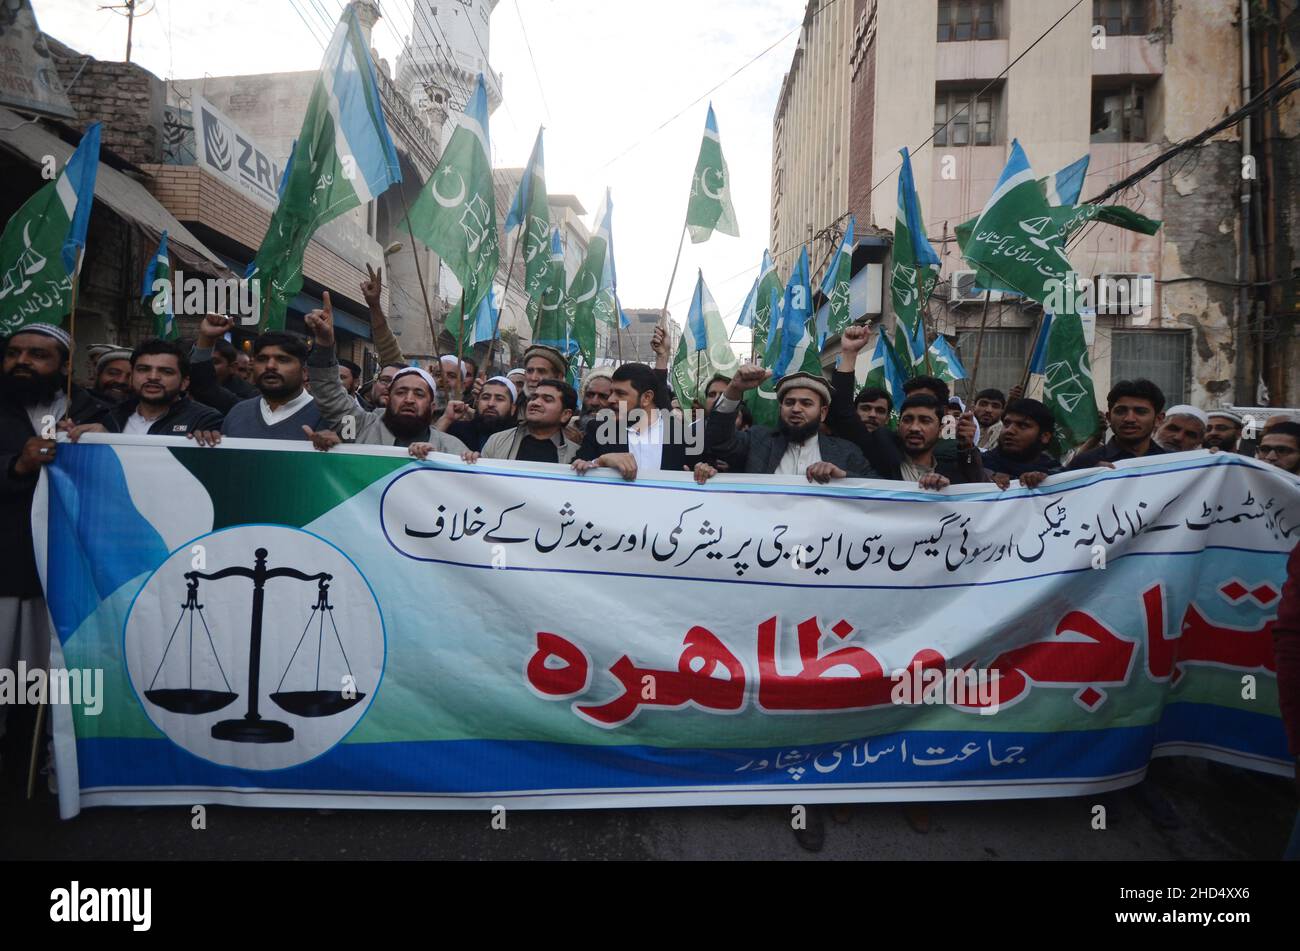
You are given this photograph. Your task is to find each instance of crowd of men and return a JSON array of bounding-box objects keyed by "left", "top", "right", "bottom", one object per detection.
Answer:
[{"left": 3, "top": 266, "right": 1300, "bottom": 852}]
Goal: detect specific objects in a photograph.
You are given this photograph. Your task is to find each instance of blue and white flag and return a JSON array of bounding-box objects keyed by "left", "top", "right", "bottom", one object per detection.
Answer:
[
  {"left": 1043, "top": 154, "right": 1090, "bottom": 207},
  {"left": 141, "top": 230, "right": 176, "bottom": 340},
  {"left": 927, "top": 335, "right": 967, "bottom": 382},
  {"left": 1028, "top": 311, "right": 1055, "bottom": 376},
  {"left": 773, "top": 247, "right": 820, "bottom": 378},
  {"left": 61, "top": 120, "right": 101, "bottom": 272}
]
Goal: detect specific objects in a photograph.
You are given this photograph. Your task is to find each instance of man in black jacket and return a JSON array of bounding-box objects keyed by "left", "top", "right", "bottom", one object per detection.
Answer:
[
  {"left": 572, "top": 362, "right": 698, "bottom": 480},
  {"left": 92, "top": 339, "right": 223, "bottom": 437},
  {"left": 1, "top": 324, "right": 107, "bottom": 763},
  {"left": 827, "top": 326, "right": 986, "bottom": 488},
  {"left": 702, "top": 366, "right": 871, "bottom": 483},
  {"left": 981, "top": 398, "right": 1063, "bottom": 489}
]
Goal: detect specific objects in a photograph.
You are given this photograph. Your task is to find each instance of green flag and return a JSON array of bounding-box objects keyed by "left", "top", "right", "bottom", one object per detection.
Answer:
[
  {"left": 743, "top": 285, "right": 783, "bottom": 429},
  {"left": 1041, "top": 310, "right": 1099, "bottom": 454},
  {"left": 0, "top": 122, "right": 100, "bottom": 334},
  {"left": 955, "top": 203, "right": 1161, "bottom": 294},
  {"left": 818, "top": 216, "right": 855, "bottom": 344},
  {"left": 404, "top": 74, "right": 499, "bottom": 347},
  {"left": 141, "top": 231, "right": 178, "bottom": 340},
  {"left": 685, "top": 104, "right": 738, "bottom": 244},
  {"left": 529, "top": 227, "right": 571, "bottom": 354},
  {"left": 891, "top": 148, "right": 941, "bottom": 374},
  {"left": 565, "top": 189, "right": 615, "bottom": 367},
  {"left": 670, "top": 271, "right": 739, "bottom": 406},
  {"left": 249, "top": 6, "right": 400, "bottom": 330},
  {"left": 736, "top": 249, "right": 782, "bottom": 357},
  {"left": 961, "top": 140, "right": 1100, "bottom": 450},
  {"left": 506, "top": 127, "right": 551, "bottom": 306}
]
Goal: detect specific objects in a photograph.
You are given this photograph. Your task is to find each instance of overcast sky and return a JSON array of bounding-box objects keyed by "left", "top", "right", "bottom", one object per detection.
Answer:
[{"left": 34, "top": 0, "right": 804, "bottom": 333}]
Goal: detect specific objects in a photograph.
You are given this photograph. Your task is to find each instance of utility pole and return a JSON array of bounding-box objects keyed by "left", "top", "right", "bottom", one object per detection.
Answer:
[{"left": 99, "top": 0, "right": 154, "bottom": 64}]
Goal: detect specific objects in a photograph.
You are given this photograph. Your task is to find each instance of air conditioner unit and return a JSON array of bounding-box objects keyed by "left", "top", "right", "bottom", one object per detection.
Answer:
[
  {"left": 949, "top": 269, "right": 1004, "bottom": 304},
  {"left": 1095, "top": 273, "right": 1154, "bottom": 315}
]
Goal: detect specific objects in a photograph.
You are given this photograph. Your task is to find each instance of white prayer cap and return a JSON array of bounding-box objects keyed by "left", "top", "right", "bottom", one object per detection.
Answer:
[
  {"left": 507, "top": 367, "right": 526, "bottom": 379},
  {"left": 1207, "top": 409, "right": 1244, "bottom": 426},
  {"left": 438, "top": 354, "right": 470, "bottom": 378},
  {"left": 391, "top": 366, "right": 438, "bottom": 398},
  {"left": 484, "top": 375, "right": 518, "bottom": 402},
  {"left": 9, "top": 322, "right": 72, "bottom": 351},
  {"left": 1164, "top": 404, "right": 1208, "bottom": 425}
]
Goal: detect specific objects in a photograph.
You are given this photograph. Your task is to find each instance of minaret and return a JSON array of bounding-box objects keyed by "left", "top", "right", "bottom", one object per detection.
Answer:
[{"left": 395, "top": 0, "right": 502, "bottom": 116}]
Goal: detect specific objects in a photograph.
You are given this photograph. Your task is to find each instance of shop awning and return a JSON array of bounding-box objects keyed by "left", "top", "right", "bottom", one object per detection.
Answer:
[{"left": 0, "top": 106, "right": 234, "bottom": 279}]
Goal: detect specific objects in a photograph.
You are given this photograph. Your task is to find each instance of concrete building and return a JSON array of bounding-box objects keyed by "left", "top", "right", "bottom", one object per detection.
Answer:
[
  {"left": 619, "top": 309, "right": 678, "bottom": 365},
  {"left": 772, "top": 0, "right": 1299, "bottom": 407}
]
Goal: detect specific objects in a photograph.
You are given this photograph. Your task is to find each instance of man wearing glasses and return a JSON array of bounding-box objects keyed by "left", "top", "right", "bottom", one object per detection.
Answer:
[{"left": 1258, "top": 421, "right": 1300, "bottom": 475}]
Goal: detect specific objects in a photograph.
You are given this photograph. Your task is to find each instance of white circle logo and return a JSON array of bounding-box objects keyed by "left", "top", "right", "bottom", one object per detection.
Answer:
[{"left": 124, "top": 525, "right": 385, "bottom": 770}]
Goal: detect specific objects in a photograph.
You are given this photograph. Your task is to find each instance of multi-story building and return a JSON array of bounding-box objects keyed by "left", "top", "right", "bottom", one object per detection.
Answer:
[
  {"left": 619, "top": 309, "right": 678, "bottom": 365},
  {"left": 773, "top": 0, "right": 1298, "bottom": 407},
  {"left": 395, "top": 0, "right": 503, "bottom": 131}
]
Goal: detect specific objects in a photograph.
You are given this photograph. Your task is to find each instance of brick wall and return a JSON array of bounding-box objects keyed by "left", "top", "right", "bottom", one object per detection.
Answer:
[{"left": 48, "top": 41, "right": 166, "bottom": 167}]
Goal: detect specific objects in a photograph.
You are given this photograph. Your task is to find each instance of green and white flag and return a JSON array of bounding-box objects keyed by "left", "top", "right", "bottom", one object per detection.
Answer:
[
  {"left": 0, "top": 122, "right": 100, "bottom": 334},
  {"left": 141, "top": 231, "right": 177, "bottom": 340},
  {"left": 565, "top": 189, "right": 616, "bottom": 367},
  {"left": 405, "top": 74, "right": 499, "bottom": 347},
  {"left": 743, "top": 285, "right": 784, "bottom": 430},
  {"left": 735, "top": 249, "right": 782, "bottom": 356},
  {"left": 671, "top": 270, "right": 739, "bottom": 406},
  {"left": 530, "top": 228, "right": 574, "bottom": 358},
  {"left": 685, "top": 104, "right": 738, "bottom": 244},
  {"left": 817, "top": 215, "right": 855, "bottom": 345},
  {"left": 505, "top": 127, "right": 551, "bottom": 305},
  {"left": 891, "top": 148, "right": 941, "bottom": 374},
  {"left": 962, "top": 140, "right": 1100, "bottom": 450},
  {"left": 248, "top": 5, "right": 400, "bottom": 330},
  {"left": 863, "top": 330, "right": 906, "bottom": 413}
]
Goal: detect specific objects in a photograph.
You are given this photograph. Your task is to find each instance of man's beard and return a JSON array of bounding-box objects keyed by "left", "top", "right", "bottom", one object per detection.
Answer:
[
  {"left": 997, "top": 439, "right": 1042, "bottom": 462},
  {"left": 1, "top": 367, "right": 64, "bottom": 405},
  {"left": 779, "top": 417, "right": 821, "bottom": 445},
  {"left": 478, "top": 411, "right": 514, "bottom": 435},
  {"left": 256, "top": 373, "right": 299, "bottom": 402},
  {"left": 383, "top": 407, "right": 432, "bottom": 440},
  {"left": 138, "top": 386, "right": 179, "bottom": 409},
  {"left": 96, "top": 382, "right": 131, "bottom": 403}
]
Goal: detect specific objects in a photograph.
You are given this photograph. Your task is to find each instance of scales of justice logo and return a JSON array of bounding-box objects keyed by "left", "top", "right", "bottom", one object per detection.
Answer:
[{"left": 124, "top": 526, "right": 385, "bottom": 770}]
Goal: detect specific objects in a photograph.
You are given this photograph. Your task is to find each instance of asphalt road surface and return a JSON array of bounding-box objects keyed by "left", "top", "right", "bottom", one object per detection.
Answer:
[{"left": 2, "top": 749, "right": 1294, "bottom": 860}]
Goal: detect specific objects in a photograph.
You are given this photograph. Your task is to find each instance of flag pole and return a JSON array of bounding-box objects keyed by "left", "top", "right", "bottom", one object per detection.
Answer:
[
  {"left": 63, "top": 253, "right": 83, "bottom": 408},
  {"left": 490, "top": 166, "right": 531, "bottom": 381},
  {"left": 914, "top": 265, "right": 934, "bottom": 376},
  {"left": 966, "top": 289, "right": 993, "bottom": 396},
  {"left": 454, "top": 295, "right": 466, "bottom": 401},
  {"left": 1019, "top": 306, "right": 1045, "bottom": 393},
  {"left": 399, "top": 177, "right": 446, "bottom": 372},
  {"left": 659, "top": 222, "right": 688, "bottom": 331}
]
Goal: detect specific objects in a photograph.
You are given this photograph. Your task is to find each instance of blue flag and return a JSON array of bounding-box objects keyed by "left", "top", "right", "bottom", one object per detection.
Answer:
[
  {"left": 1043, "top": 154, "right": 1090, "bottom": 207},
  {"left": 773, "top": 247, "right": 818, "bottom": 378},
  {"left": 61, "top": 121, "right": 101, "bottom": 273},
  {"left": 1028, "top": 311, "right": 1055, "bottom": 375},
  {"left": 141, "top": 230, "right": 176, "bottom": 340}
]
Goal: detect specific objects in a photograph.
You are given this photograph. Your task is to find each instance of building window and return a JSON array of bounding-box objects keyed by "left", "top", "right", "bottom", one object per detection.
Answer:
[
  {"left": 937, "top": 0, "right": 999, "bottom": 42},
  {"left": 934, "top": 86, "right": 999, "bottom": 147},
  {"left": 1111, "top": 331, "right": 1189, "bottom": 406},
  {"left": 1091, "top": 82, "right": 1151, "bottom": 143},
  {"left": 954, "top": 328, "right": 1028, "bottom": 401},
  {"left": 1093, "top": 0, "right": 1148, "bottom": 36}
]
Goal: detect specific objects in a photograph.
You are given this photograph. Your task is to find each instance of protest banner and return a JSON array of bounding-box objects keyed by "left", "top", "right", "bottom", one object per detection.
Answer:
[{"left": 33, "top": 436, "right": 1297, "bottom": 818}]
